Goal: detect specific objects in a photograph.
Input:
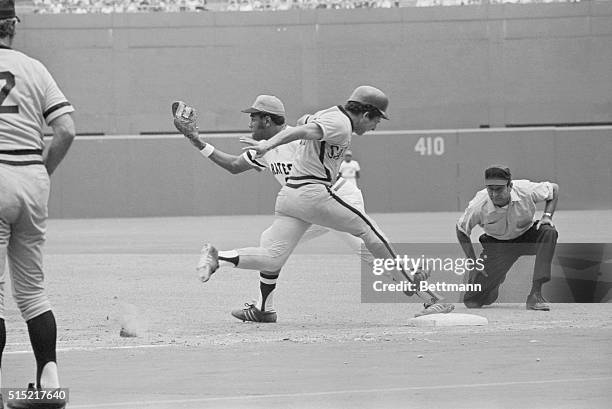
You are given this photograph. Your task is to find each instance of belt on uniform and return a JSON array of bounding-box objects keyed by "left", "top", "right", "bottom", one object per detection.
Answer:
[
  {"left": 0, "top": 149, "right": 44, "bottom": 166},
  {"left": 286, "top": 181, "right": 331, "bottom": 189}
]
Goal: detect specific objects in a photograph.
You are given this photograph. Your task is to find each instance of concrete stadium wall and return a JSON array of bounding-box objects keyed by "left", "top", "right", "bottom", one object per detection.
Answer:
[
  {"left": 13, "top": 2, "right": 612, "bottom": 134},
  {"left": 47, "top": 126, "right": 612, "bottom": 218}
]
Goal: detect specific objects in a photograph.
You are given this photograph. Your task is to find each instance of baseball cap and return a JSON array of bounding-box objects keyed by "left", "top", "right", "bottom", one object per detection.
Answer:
[
  {"left": 347, "top": 85, "right": 389, "bottom": 119},
  {"left": 0, "top": 0, "right": 19, "bottom": 21},
  {"left": 485, "top": 165, "right": 512, "bottom": 186},
  {"left": 345, "top": 150, "right": 353, "bottom": 156},
  {"left": 241, "top": 95, "right": 285, "bottom": 117}
]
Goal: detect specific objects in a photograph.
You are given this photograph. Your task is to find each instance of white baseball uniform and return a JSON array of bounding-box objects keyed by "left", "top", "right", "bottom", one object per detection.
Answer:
[
  {"left": 338, "top": 159, "right": 360, "bottom": 187},
  {"left": 241, "top": 127, "right": 371, "bottom": 265},
  {"left": 224, "top": 105, "right": 397, "bottom": 273},
  {"left": 0, "top": 45, "right": 74, "bottom": 320}
]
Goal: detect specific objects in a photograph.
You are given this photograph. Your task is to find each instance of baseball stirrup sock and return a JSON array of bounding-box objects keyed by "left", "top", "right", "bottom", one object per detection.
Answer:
[
  {"left": 258, "top": 272, "right": 278, "bottom": 312},
  {"left": 218, "top": 250, "right": 239, "bottom": 267},
  {"left": 0, "top": 318, "right": 5, "bottom": 368},
  {"left": 26, "top": 310, "right": 57, "bottom": 388}
]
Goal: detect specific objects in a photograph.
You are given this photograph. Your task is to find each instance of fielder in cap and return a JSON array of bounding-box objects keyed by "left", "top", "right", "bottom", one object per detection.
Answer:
[
  {"left": 0, "top": 1, "right": 75, "bottom": 407},
  {"left": 193, "top": 86, "right": 453, "bottom": 317},
  {"left": 456, "top": 165, "right": 559, "bottom": 311},
  {"left": 173, "top": 95, "right": 374, "bottom": 322}
]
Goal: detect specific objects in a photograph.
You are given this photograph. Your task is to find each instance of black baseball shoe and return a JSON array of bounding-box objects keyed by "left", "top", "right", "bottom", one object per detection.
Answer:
[
  {"left": 526, "top": 293, "right": 550, "bottom": 311},
  {"left": 231, "top": 303, "right": 277, "bottom": 323}
]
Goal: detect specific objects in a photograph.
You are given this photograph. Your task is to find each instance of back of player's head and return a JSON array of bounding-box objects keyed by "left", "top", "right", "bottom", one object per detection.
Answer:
[
  {"left": 345, "top": 86, "right": 389, "bottom": 120},
  {"left": 0, "top": 0, "right": 18, "bottom": 40}
]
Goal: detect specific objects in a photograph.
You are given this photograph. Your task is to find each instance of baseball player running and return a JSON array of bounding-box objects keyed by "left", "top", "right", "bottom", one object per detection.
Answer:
[
  {"left": 183, "top": 86, "right": 453, "bottom": 318},
  {"left": 173, "top": 95, "right": 374, "bottom": 323},
  {"left": 0, "top": 1, "right": 74, "bottom": 407}
]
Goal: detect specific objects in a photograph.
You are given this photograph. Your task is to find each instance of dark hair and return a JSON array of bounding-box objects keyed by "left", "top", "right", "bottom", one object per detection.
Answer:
[
  {"left": 0, "top": 18, "right": 15, "bottom": 40},
  {"left": 253, "top": 112, "right": 285, "bottom": 126},
  {"left": 344, "top": 101, "right": 383, "bottom": 120}
]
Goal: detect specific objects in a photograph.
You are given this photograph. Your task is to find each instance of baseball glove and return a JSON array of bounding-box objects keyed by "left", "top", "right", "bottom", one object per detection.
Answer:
[{"left": 172, "top": 101, "right": 198, "bottom": 136}]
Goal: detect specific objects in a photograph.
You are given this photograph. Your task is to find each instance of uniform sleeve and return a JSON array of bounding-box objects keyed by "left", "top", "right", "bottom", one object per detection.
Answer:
[
  {"left": 241, "top": 149, "right": 267, "bottom": 170},
  {"left": 456, "top": 194, "right": 484, "bottom": 236},
  {"left": 312, "top": 111, "right": 350, "bottom": 145},
  {"left": 354, "top": 161, "right": 361, "bottom": 172},
  {"left": 39, "top": 61, "right": 74, "bottom": 125},
  {"left": 527, "top": 181, "right": 554, "bottom": 203}
]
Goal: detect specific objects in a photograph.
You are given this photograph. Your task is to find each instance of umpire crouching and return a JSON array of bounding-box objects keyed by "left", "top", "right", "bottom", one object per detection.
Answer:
[{"left": 456, "top": 165, "right": 559, "bottom": 311}]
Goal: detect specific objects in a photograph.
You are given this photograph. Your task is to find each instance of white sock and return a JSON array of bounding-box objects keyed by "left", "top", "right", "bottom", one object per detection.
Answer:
[{"left": 40, "top": 362, "right": 60, "bottom": 389}]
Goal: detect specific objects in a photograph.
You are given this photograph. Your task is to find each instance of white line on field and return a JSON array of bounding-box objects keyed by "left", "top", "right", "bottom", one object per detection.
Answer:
[
  {"left": 68, "top": 376, "right": 612, "bottom": 408},
  {"left": 5, "top": 344, "right": 173, "bottom": 355}
]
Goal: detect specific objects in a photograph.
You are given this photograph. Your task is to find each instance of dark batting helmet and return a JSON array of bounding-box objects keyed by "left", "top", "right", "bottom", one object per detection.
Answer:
[{"left": 347, "top": 85, "right": 389, "bottom": 119}]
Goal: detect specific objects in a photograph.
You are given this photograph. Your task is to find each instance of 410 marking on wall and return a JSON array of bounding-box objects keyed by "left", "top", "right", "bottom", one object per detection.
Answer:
[{"left": 414, "top": 136, "right": 445, "bottom": 156}]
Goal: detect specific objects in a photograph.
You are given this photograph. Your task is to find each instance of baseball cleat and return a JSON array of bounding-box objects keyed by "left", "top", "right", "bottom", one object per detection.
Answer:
[
  {"left": 6, "top": 383, "right": 66, "bottom": 409},
  {"left": 196, "top": 244, "right": 219, "bottom": 283},
  {"left": 526, "top": 294, "right": 550, "bottom": 311},
  {"left": 231, "top": 303, "right": 277, "bottom": 323},
  {"left": 414, "top": 302, "right": 455, "bottom": 317}
]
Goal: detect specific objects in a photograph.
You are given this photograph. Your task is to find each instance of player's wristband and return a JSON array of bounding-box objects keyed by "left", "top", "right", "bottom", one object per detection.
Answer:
[
  {"left": 200, "top": 144, "right": 215, "bottom": 158},
  {"left": 543, "top": 212, "right": 553, "bottom": 218}
]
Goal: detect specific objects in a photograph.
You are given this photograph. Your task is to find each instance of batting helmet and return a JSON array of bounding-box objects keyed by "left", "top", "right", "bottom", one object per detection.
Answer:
[{"left": 347, "top": 86, "right": 389, "bottom": 119}]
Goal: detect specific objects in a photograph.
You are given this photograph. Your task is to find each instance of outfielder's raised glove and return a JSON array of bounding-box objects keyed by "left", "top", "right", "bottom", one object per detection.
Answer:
[{"left": 172, "top": 101, "right": 198, "bottom": 136}]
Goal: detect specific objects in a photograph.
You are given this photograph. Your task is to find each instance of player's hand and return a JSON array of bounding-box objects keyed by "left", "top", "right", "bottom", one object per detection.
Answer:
[
  {"left": 537, "top": 215, "right": 554, "bottom": 230},
  {"left": 239, "top": 137, "right": 269, "bottom": 158},
  {"left": 186, "top": 133, "right": 207, "bottom": 151}
]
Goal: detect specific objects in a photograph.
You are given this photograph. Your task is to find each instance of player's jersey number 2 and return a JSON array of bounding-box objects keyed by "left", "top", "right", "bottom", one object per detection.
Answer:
[{"left": 0, "top": 71, "right": 19, "bottom": 114}]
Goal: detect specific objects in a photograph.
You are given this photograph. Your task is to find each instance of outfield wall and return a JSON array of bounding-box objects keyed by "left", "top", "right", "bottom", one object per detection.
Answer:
[
  {"left": 13, "top": 2, "right": 612, "bottom": 134},
  {"left": 47, "top": 126, "right": 612, "bottom": 218}
]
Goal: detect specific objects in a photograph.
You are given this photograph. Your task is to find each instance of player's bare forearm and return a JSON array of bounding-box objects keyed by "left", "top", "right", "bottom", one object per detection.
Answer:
[
  {"left": 456, "top": 226, "right": 477, "bottom": 260},
  {"left": 208, "top": 150, "right": 253, "bottom": 174},
  {"left": 44, "top": 113, "right": 75, "bottom": 175},
  {"left": 264, "top": 125, "right": 310, "bottom": 150},
  {"left": 543, "top": 183, "right": 559, "bottom": 216},
  {"left": 241, "top": 123, "right": 322, "bottom": 155}
]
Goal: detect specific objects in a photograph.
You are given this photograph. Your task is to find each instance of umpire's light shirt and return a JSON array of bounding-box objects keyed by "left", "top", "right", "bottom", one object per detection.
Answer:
[{"left": 457, "top": 180, "right": 555, "bottom": 241}]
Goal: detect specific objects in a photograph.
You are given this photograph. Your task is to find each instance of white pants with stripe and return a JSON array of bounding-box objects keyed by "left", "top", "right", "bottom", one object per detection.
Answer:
[
  {"left": 235, "top": 183, "right": 394, "bottom": 272},
  {"left": 298, "top": 179, "right": 374, "bottom": 267},
  {"left": 0, "top": 164, "right": 52, "bottom": 321}
]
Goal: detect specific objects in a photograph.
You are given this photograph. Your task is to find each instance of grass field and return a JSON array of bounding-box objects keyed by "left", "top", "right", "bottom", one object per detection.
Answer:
[{"left": 2, "top": 210, "right": 611, "bottom": 408}]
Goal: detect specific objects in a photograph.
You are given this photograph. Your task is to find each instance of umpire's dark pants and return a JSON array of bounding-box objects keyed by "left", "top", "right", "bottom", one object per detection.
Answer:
[{"left": 463, "top": 222, "right": 558, "bottom": 307}]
